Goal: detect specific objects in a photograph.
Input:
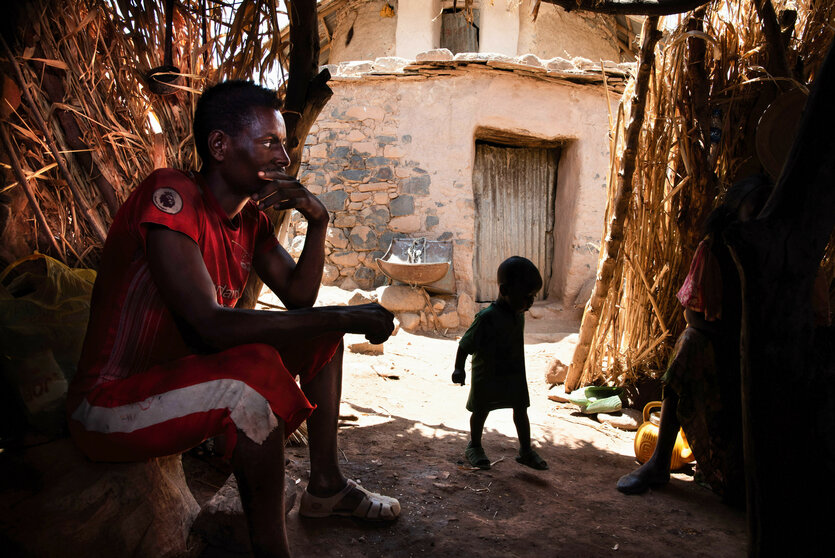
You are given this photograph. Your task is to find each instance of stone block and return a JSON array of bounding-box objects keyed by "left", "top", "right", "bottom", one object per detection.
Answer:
[
  {"left": 403, "top": 175, "right": 430, "bottom": 195},
  {"left": 350, "top": 226, "right": 378, "bottom": 251},
  {"left": 348, "top": 341, "right": 384, "bottom": 355},
  {"left": 331, "top": 146, "right": 351, "bottom": 158},
  {"left": 366, "top": 156, "right": 392, "bottom": 167},
  {"left": 353, "top": 141, "right": 377, "bottom": 154},
  {"left": 375, "top": 167, "right": 394, "bottom": 180},
  {"left": 330, "top": 250, "right": 360, "bottom": 267},
  {"left": 347, "top": 154, "right": 366, "bottom": 169},
  {"left": 339, "top": 60, "right": 374, "bottom": 75},
  {"left": 349, "top": 202, "right": 363, "bottom": 211},
  {"left": 322, "top": 263, "right": 339, "bottom": 285},
  {"left": 389, "top": 215, "right": 420, "bottom": 233},
  {"left": 318, "top": 190, "right": 348, "bottom": 211},
  {"left": 545, "top": 359, "right": 568, "bottom": 385},
  {"left": 360, "top": 206, "right": 390, "bottom": 227},
  {"left": 340, "top": 276, "right": 359, "bottom": 291},
  {"left": 338, "top": 169, "right": 369, "bottom": 182},
  {"left": 425, "top": 215, "right": 439, "bottom": 228},
  {"left": 438, "top": 308, "right": 460, "bottom": 330},
  {"left": 516, "top": 53, "right": 544, "bottom": 68},
  {"left": 374, "top": 192, "right": 390, "bottom": 205},
  {"left": 353, "top": 266, "right": 376, "bottom": 290},
  {"left": 350, "top": 192, "right": 372, "bottom": 202},
  {"left": 308, "top": 143, "right": 327, "bottom": 159},
  {"left": 390, "top": 195, "right": 414, "bottom": 217},
  {"left": 287, "top": 235, "right": 305, "bottom": 258},
  {"left": 457, "top": 292, "right": 477, "bottom": 325},
  {"left": 415, "top": 48, "right": 454, "bottom": 62},
  {"left": 346, "top": 129, "right": 366, "bottom": 142},
  {"left": 377, "top": 285, "right": 425, "bottom": 312},
  {"left": 333, "top": 214, "right": 357, "bottom": 228},
  {"left": 383, "top": 145, "right": 404, "bottom": 158},
  {"left": 358, "top": 182, "right": 391, "bottom": 192},
  {"left": 398, "top": 312, "right": 421, "bottom": 331},
  {"left": 373, "top": 56, "right": 410, "bottom": 72},
  {"left": 348, "top": 289, "right": 377, "bottom": 305},
  {"left": 376, "top": 135, "right": 398, "bottom": 144}
]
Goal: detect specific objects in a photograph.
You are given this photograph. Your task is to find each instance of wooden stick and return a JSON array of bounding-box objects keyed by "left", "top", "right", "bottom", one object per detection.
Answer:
[
  {"left": 0, "top": 122, "right": 65, "bottom": 261},
  {"left": 565, "top": 17, "right": 662, "bottom": 391},
  {"left": 0, "top": 34, "right": 108, "bottom": 242}
]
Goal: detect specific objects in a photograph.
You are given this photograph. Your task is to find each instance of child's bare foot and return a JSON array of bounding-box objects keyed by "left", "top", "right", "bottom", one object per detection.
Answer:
[
  {"left": 516, "top": 449, "right": 548, "bottom": 470},
  {"left": 616, "top": 461, "right": 670, "bottom": 494},
  {"left": 465, "top": 443, "right": 491, "bottom": 469}
]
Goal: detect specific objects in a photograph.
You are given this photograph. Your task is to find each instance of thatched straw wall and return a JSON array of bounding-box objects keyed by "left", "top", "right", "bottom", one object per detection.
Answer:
[
  {"left": 572, "top": 0, "right": 835, "bottom": 388},
  {"left": 1, "top": 0, "right": 291, "bottom": 268}
]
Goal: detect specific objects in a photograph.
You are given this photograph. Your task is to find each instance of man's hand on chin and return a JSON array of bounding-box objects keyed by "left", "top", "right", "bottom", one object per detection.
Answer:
[{"left": 253, "top": 170, "right": 328, "bottom": 225}]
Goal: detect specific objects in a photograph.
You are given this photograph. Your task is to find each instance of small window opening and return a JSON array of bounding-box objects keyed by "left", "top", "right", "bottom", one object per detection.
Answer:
[{"left": 440, "top": 7, "right": 479, "bottom": 54}]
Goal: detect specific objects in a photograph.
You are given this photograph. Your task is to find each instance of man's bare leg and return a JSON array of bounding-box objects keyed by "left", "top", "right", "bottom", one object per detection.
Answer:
[
  {"left": 232, "top": 422, "right": 290, "bottom": 558},
  {"left": 617, "top": 391, "right": 680, "bottom": 494},
  {"left": 301, "top": 342, "right": 348, "bottom": 497},
  {"left": 299, "top": 342, "right": 400, "bottom": 520}
]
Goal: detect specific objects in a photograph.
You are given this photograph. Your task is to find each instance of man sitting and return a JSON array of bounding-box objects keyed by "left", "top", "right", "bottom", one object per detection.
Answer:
[{"left": 67, "top": 80, "right": 400, "bottom": 558}]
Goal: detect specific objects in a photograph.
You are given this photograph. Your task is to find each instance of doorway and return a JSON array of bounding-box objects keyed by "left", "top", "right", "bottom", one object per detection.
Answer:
[{"left": 472, "top": 140, "right": 560, "bottom": 302}]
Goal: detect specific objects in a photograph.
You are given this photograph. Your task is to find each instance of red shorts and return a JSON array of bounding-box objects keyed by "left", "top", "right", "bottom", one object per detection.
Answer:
[{"left": 68, "top": 334, "right": 342, "bottom": 462}]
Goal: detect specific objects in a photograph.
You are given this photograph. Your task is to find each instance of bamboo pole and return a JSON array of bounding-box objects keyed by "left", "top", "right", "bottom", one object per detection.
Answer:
[{"left": 565, "top": 16, "right": 662, "bottom": 391}]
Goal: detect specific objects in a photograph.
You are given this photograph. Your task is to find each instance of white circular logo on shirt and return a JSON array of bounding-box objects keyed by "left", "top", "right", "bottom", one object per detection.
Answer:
[{"left": 152, "top": 188, "right": 183, "bottom": 215}]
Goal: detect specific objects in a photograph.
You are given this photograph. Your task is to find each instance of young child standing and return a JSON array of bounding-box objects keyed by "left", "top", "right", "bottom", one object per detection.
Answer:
[{"left": 452, "top": 256, "right": 548, "bottom": 471}]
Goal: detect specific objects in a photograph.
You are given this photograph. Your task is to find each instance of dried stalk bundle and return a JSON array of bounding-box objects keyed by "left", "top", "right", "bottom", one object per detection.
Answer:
[
  {"left": 575, "top": 0, "right": 834, "bottom": 388},
  {"left": 1, "top": 0, "right": 292, "bottom": 268}
]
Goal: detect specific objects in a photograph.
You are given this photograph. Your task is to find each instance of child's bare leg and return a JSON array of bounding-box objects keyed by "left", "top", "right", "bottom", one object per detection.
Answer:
[
  {"left": 514, "top": 407, "right": 548, "bottom": 470},
  {"left": 232, "top": 422, "right": 290, "bottom": 558},
  {"left": 617, "top": 391, "right": 679, "bottom": 494},
  {"left": 512, "top": 406, "right": 531, "bottom": 453},
  {"left": 466, "top": 410, "right": 491, "bottom": 469},
  {"left": 469, "top": 410, "right": 488, "bottom": 447}
]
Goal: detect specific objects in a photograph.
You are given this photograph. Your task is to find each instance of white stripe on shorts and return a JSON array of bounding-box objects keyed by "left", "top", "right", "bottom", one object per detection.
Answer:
[{"left": 70, "top": 379, "right": 278, "bottom": 444}]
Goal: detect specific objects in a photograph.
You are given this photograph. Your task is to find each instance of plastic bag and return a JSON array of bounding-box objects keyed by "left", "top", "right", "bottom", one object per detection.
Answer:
[
  {"left": 0, "top": 253, "right": 95, "bottom": 436},
  {"left": 567, "top": 385, "right": 624, "bottom": 414}
]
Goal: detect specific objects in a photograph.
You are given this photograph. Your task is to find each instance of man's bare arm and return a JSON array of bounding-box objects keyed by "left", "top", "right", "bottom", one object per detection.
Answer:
[
  {"left": 146, "top": 227, "right": 393, "bottom": 351},
  {"left": 251, "top": 170, "right": 328, "bottom": 308}
]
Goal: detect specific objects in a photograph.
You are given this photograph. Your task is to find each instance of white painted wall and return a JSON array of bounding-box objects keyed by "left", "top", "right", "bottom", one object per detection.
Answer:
[
  {"left": 517, "top": 3, "right": 622, "bottom": 61},
  {"left": 395, "top": 0, "right": 441, "bottom": 59},
  {"left": 302, "top": 71, "right": 612, "bottom": 310},
  {"left": 328, "top": 0, "right": 397, "bottom": 64},
  {"left": 479, "top": 0, "right": 519, "bottom": 55}
]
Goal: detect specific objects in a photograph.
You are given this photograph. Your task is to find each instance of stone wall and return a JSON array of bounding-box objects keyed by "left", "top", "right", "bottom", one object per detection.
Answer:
[{"left": 293, "top": 53, "right": 623, "bottom": 330}]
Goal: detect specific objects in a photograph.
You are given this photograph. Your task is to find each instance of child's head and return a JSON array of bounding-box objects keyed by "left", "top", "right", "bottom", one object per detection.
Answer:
[{"left": 496, "top": 256, "right": 543, "bottom": 313}]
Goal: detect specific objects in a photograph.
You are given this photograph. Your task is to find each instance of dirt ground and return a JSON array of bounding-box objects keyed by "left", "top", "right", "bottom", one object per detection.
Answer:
[{"left": 186, "top": 287, "right": 747, "bottom": 558}]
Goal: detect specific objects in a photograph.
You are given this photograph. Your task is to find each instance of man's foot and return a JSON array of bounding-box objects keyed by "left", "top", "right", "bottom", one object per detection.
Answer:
[
  {"left": 616, "top": 462, "right": 670, "bottom": 495},
  {"left": 299, "top": 479, "right": 400, "bottom": 521},
  {"left": 465, "top": 443, "right": 491, "bottom": 469},
  {"left": 516, "top": 449, "right": 548, "bottom": 470}
]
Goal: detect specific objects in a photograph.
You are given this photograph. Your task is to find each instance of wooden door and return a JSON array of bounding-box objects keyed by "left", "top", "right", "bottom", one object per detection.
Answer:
[{"left": 472, "top": 142, "right": 559, "bottom": 301}]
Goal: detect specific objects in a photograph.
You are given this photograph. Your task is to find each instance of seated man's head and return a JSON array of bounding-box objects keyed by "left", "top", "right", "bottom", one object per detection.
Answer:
[
  {"left": 496, "top": 256, "right": 542, "bottom": 314},
  {"left": 193, "top": 80, "right": 288, "bottom": 193}
]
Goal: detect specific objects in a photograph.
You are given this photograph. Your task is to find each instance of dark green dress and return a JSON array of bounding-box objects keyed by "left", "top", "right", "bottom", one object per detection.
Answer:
[{"left": 459, "top": 303, "right": 530, "bottom": 413}]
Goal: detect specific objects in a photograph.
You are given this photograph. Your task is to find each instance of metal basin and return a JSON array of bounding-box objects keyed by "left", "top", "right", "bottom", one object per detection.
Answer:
[
  {"left": 376, "top": 259, "right": 450, "bottom": 286},
  {"left": 376, "top": 238, "right": 454, "bottom": 291}
]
